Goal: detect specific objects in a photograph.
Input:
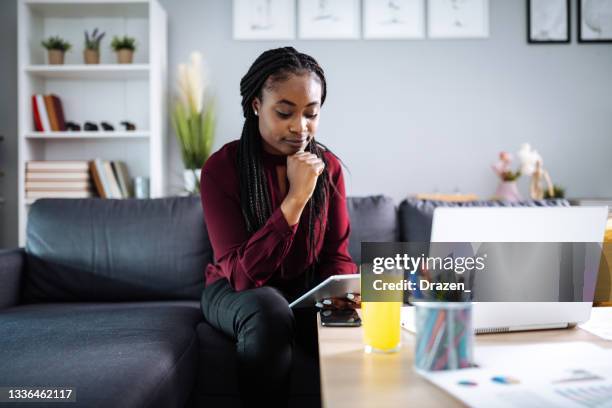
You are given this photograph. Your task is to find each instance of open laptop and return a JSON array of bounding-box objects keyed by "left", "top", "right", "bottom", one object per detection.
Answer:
[{"left": 401, "top": 206, "right": 608, "bottom": 333}]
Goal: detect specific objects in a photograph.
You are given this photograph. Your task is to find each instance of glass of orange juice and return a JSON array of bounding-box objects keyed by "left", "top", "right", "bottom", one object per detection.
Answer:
[{"left": 362, "top": 301, "right": 402, "bottom": 353}]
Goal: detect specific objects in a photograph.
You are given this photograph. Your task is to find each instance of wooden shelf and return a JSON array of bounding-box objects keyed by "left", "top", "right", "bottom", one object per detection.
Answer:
[
  {"left": 25, "top": 64, "right": 150, "bottom": 79},
  {"left": 25, "top": 131, "right": 150, "bottom": 139}
]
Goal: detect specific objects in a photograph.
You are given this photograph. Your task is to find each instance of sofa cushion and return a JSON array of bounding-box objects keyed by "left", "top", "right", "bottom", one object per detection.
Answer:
[
  {"left": 347, "top": 196, "right": 398, "bottom": 264},
  {"left": 0, "top": 301, "right": 201, "bottom": 408},
  {"left": 24, "top": 197, "right": 212, "bottom": 302},
  {"left": 399, "top": 198, "right": 571, "bottom": 242}
]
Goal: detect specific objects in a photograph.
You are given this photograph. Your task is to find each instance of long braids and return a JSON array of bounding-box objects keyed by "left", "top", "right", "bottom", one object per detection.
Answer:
[{"left": 238, "top": 47, "right": 330, "bottom": 287}]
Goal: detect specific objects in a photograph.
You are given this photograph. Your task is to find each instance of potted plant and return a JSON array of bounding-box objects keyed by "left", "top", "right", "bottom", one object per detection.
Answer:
[
  {"left": 111, "top": 36, "right": 136, "bottom": 64},
  {"left": 171, "top": 51, "right": 216, "bottom": 194},
  {"left": 41, "top": 36, "right": 71, "bottom": 65},
  {"left": 491, "top": 151, "right": 522, "bottom": 201},
  {"left": 84, "top": 28, "right": 105, "bottom": 64}
]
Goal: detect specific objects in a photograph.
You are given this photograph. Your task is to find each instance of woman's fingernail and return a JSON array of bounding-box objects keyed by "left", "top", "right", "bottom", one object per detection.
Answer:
[
  {"left": 346, "top": 293, "right": 355, "bottom": 300},
  {"left": 322, "top": 299, "right": 332, "bottom": 305},
  {"left": 315, "top": 302, "right": 324, "bottom": 308}
]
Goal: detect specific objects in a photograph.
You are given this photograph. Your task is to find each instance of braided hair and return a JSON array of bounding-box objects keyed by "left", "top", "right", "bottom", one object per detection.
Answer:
[{"left": 238, "top": 47, "right": 330, "bottom": 287}]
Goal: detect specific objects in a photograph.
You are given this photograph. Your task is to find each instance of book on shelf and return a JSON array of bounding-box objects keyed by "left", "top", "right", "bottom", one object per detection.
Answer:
[
  {"left": 26, "top": 190, "right": 94, "bottom": 199},
  {"left": 103, "top": 161, "right": 123, "bottom": 198},
  {"left": 26, "top": 161, "right": 90, "bottom": 172},
  {"left": 25, "top": 160, "right": 94, "bottom": 202},
  {"left": 90, "top": 159, "right": 132, "bottom": 199},
  {"left": 26, "top": 171, "right": 90, "bottom": 181},
  {"left": 25, "top": 160, "right": 132, "bottom": 200},
  {"left": 25, "top": 180, "right": 92, "bottom": 190},
  {"left": 112, "top": 161, "right": 133, "bottom": 198},
  {"left": 31, "top": 93, "right": 66, "bottom": 132},
  {"left": 34, "top": 95, "right": 51, "bottom": 132}
]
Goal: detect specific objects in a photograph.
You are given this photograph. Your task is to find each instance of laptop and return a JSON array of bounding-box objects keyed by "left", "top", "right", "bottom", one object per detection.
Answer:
[{"left": 401, "top": 206, "right": 608, "bottom": 333}]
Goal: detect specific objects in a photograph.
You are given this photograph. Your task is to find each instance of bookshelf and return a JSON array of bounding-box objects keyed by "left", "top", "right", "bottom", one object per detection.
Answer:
[{"left": 17, "top": 0, "right": 167, "bottom": 245}]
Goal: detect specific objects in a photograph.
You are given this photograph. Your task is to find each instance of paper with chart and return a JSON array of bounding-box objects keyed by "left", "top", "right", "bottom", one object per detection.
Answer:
[{"left": 420, "top": 342, "right": 612, "bottom": 408}]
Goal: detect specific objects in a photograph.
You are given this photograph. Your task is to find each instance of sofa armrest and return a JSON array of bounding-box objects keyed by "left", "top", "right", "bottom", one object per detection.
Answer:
[{"left": 0, "top": 248, "right": 25, "bottom": 309}]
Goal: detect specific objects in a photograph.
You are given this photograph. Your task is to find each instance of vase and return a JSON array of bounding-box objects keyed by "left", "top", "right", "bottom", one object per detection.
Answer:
[
  {"left": 495, "top": 181, "right": 522, "bottom": 202},
  {"left": 84, "top": 49, "right": 100, "bottom": 64},
  {"left": 117, "top": 49, "right": 134, "bottom": 64},
  {"left": 48, "top": 49, "right": 65, "bottom": 65},
  {"left": 183, "top": 169, "right": 202, "bottom": 194}
]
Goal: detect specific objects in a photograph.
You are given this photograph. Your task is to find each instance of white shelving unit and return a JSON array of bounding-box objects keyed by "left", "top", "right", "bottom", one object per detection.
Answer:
[{"left": 17, "top": 0, "right": 167, "bottom": 245}]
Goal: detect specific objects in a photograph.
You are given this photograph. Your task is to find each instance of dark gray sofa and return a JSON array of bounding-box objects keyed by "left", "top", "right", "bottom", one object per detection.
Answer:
[
  {"left": 0, "top": 195, "right": 565, "bottom": 407},
  {"left": 0, "top": 196, "right": 395, "bottom": 408}
]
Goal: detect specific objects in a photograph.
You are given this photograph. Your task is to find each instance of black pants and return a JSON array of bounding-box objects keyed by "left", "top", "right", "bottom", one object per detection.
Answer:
[{"left": 200, "top": 279, "right": 319, "bottom": 407}]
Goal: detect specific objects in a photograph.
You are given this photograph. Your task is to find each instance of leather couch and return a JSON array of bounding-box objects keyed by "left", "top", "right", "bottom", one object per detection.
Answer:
[{"left": 0, "top": 196, "right": 566, "bottom": 407}]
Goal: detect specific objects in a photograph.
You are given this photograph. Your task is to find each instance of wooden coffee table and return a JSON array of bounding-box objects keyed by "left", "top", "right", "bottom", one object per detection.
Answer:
[{"left": 317, "top": 309, "right": 612, "bottom": 408}]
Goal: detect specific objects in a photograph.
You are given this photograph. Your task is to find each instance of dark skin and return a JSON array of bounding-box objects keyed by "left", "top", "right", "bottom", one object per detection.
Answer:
[{"left": 252, "top": 72, "right": 360, "bottom": 310}]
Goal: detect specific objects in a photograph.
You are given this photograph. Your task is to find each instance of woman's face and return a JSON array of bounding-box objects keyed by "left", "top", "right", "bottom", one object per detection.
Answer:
[{"left": 252, "top": 72, "right": 322, "bottom": 156}]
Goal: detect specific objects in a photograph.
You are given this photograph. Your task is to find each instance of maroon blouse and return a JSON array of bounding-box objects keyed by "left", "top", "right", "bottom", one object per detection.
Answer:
[{"left": 200, "top": 140, "right": 357, "bottom": 293}]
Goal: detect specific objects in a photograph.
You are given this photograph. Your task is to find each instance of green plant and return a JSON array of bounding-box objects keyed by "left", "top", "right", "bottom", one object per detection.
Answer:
[
  {"left": 111, "top": 36, "right": 136, "bottom": 51},
  {"left": 84, "top": 28, "right": 105, "bottom": 51},
  {"left": 171, "top": 52, "right": 216, "bottom": 193},
  {"left": 172, "top": 100, "right": 216, "bottom": 171},
  {"left": 544, "top": 184, "right": 566, "bottom": 199},
  {"left": 41, "top": 36, "right": 71, "bottom": 52}
]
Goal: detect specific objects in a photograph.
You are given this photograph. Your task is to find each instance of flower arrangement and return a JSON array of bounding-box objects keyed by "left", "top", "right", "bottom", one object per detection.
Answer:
[
  {"left": 171, "top": 51, "right": 216, "bottom": 194},
  {"left": 491, "top": 151, "right": 521, "bottom": 181},
  {"left": 492, "top": 143, "right": 561, "bottom": 200}
]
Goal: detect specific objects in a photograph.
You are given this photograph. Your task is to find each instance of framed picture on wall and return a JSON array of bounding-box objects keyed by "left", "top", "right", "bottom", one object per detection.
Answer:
[
  {"left": 233, "top": 0, "right": 296, "bottom": 40},
  {"left": 363, "top": 0, "right": 426, "bottom": 39},
  {"left": 578, "top": 0, "right": 612, "bottom": 42},
  {"left": 427, "top": 0, "right": 490, "bottom": 39},
  {"left": 527, "top": 0, "right": 570, "bottom": 43},
  {"left": 298, "top": 0, "right": 361, "bottom": 39}
]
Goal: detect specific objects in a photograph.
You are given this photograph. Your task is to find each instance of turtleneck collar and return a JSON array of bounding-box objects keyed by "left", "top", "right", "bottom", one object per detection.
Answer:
[{"left": 261, "top": 145, "right": 288, "bottom": 166}]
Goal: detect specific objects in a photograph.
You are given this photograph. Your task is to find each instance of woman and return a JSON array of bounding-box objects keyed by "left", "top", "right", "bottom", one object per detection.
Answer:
[{"left": 199, "top": 47, "right": 357, "bottom": 406}]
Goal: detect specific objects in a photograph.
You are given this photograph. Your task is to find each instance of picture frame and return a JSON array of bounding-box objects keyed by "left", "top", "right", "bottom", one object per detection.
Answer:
[
  {"left": 578, "top": 0, "right": 612, "bottom": 43},
  {"left": 427, "top": 0, "right": 490, "bottom": 39},
  {"left": 527, "top": 0, "right": 570, "bottom": 43},
  {"left": 298, "top": 0, "right": 361, "bottom": 40},
  {"left": 233, "top": 0, "right": 296, "bottom": 40},
  {"left": 363, "top": 0, "right": 426, "bottom": 39}
]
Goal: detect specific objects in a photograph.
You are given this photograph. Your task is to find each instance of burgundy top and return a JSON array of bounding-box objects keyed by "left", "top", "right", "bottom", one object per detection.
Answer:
[{"left": 200, "top": 140, "right": 357, "bottom": 293}]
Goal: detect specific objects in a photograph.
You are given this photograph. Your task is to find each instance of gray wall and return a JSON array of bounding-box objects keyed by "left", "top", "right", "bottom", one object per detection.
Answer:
[
  {"left": 162, "top": 0, "right": 612, "bottom": 202},
  {"left": 0, "top": 0, "right": 18, "bottom": 248},
  {"left": 1, "top": 0, "right": 611, "bottom": 247}
]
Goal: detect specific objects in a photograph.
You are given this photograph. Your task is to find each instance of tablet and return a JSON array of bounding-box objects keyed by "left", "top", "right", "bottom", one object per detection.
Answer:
[{"left": 289, "top": 274, "right": 360, "bottom": 308}]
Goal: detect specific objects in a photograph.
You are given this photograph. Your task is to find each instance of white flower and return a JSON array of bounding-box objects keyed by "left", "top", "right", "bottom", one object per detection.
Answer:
[
  {"left": 177, "top": 51, "right": 206, "bottom": 114},
  {"left": 517, "top": 143, "right": 543, "bottom": 176}
]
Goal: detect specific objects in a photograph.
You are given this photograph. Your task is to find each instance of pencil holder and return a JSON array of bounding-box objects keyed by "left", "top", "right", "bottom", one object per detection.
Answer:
[{"left": 414, "top": 302, "right": 473, "bottom": 371}]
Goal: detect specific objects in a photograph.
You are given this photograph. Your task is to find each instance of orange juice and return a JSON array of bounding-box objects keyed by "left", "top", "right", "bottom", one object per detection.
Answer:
[{"left": 362, "top": 301, "right": 402, "bottom": 353}]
